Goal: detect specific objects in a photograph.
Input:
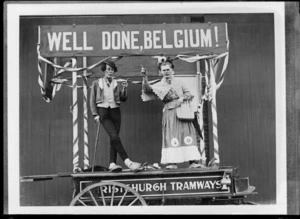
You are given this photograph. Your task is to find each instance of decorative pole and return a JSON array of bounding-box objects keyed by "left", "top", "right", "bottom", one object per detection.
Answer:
[
  {"left": 208, "top": 59, "right": 220, "bottom": 166},
  {"left": 202, "top": 59, "right": 210, "bottom": 166},
  {"left": 82, "top": 57, "right": 90, "bottom": 170},
  {"left": 37, "top": 26, "right": 47, "bottom": 101},
  {"left": 72, "top": 58, "right": 80, "bottom": 172},
  {"left": 196, "top": 57, "right": 206, "bottom": 165}
]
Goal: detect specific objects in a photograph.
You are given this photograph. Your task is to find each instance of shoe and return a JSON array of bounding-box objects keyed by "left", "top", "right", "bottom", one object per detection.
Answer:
[
  {"left": 189, "top": 162, "right": 204, "bottom": 168},
  {"left": 166, "top": 164, "right": 178, "bottom": 169},
  {"left": 109, "top": 164, "right": 123, "bottom": 172},
  {"left": 127, "top": 161, "right": 142, "bottom": 171}
]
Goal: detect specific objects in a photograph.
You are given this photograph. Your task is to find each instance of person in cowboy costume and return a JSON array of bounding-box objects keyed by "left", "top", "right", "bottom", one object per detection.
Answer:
[{"left": 90, "top": 60, "right": 142, "bottom": 172}]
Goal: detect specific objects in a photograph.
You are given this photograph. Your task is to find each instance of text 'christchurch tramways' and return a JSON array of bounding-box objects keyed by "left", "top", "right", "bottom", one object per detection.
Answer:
[{"left": 80, "top": 176, "right": 230, "bottom": 199}]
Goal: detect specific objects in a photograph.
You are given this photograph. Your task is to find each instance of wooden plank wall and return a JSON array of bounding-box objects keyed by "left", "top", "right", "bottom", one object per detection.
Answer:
[
  {"left": 204, "top": 14, "right": 276, "bottom": 204},
  {"left": 19, "top": 14, "right": 276, "bottom": 205}
]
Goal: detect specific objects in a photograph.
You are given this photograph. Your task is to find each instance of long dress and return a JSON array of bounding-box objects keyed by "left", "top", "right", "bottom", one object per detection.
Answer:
[{"left": 141, "top": 77, "right": 201, "bottom": 164}]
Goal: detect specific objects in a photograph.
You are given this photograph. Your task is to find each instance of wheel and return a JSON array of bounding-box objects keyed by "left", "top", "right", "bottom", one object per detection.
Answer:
[{"left": 70, "top": 181, "right": 147, "bottom": 206}]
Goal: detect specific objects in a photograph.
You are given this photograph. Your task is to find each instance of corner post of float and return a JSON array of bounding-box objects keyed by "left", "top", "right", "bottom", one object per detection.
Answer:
[
  {"left": 196, "top": 54, "right": 206, "bottom": 164},
  {"left": 72, "top": 58, "right": 80, "bottom": 172},
  {"left": 196, "top": 54, "right": 202, "bottom": 102},
  {"left": 209, "top": 59, "right": 220, "bottom": 166},
  {"left": 82, "top": 56, "right": 90, "bottom": 170}
]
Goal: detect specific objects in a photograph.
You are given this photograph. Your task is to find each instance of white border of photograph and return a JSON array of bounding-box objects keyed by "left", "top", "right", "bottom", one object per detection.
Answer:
[{"left": 6, "top": 1, "right": 286, "bottom": 214}]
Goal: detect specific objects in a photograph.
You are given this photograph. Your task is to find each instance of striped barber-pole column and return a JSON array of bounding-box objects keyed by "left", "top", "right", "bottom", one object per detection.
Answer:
[
  {"left": 72, "top": 58, "right": 80, "bottom": 172},
  {"left": 82, "top": 57, "right": 90, "bottom": 170},
  {"left": 208, "top": 59, "right": 220, "bottom": 165},
  {"left": 37, "top": 26, "right": 49, "bottom": 103},
  {"left": 196, "top": 59, "right": 206, "bottom": 164}
]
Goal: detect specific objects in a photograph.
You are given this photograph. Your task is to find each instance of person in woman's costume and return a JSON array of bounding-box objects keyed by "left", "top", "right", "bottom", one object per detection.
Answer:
[{"left": 141, "top": 58, "right": 203, "bottom": 169}]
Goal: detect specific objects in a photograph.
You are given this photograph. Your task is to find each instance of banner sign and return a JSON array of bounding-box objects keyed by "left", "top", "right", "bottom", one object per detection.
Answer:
[
  {"left": 39, "top": 23, "right": 228, "bottom": 57},
  {"left": 79, "top": 175, "right": 230, "bottom": 199}
]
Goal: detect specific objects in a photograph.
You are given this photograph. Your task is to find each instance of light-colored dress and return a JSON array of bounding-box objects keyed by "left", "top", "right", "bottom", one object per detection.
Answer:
[{"left": 141, "top": 77, "right": 201, "bottom": 164}]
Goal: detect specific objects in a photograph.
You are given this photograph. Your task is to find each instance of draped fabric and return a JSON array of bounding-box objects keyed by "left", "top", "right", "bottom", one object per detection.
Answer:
[{"left": 37, "top": 52, "right": 228, "bottom": 103}]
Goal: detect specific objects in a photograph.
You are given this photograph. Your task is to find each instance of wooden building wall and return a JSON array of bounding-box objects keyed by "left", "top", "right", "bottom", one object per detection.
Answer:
[
  {"left": 204, "top": 14, "right": 276, "bottom": 204},
  {"left": 20, "top": 14, "right": 276, "bottom": 205}
]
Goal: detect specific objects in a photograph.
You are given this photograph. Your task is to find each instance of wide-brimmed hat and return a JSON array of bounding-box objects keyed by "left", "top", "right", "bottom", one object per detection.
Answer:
[{"left": 101, "top": 60, "right": 118, "bottom": 72}]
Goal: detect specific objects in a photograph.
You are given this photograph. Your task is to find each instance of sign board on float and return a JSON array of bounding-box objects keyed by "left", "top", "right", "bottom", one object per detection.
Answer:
[
  {"left": 79, "top": 175, "right": 231, "bottom": 199},
  {"left": 39, "top": 23, "right": 228, "bottom": 57}
]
